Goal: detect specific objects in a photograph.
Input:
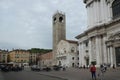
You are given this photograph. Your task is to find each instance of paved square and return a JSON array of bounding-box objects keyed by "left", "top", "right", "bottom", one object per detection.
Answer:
[{"left": 38, "top": 68, "right": 120, "bottom": 80}]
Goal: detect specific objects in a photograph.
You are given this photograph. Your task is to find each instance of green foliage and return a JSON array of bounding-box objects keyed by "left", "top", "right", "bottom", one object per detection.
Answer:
[{"left": 27, "top": 48, "right": 52, "bottom": 54}]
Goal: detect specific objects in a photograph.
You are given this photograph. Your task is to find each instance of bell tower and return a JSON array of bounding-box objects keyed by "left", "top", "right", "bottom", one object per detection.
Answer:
[{"left": 52, "top": 11, "right": 66, "bottom": 64}]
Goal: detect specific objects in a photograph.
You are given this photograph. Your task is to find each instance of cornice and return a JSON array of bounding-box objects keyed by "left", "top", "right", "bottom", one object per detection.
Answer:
[
  {"left": 75, "top": 18, "right": 120, "bottom": 39},
  {"left": 85, "top": 0, "right": 101, "bottom": 7}
]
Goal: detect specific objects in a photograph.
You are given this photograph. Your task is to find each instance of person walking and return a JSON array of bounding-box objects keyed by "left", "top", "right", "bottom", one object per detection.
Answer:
[
  {"left": 98, "top": 65, "right": 106, "bottom": 80},
  {"left": 100, "top": 65, "right": 106, "bottom": 73},
  {"left": 113, "top": 64, "right": 115, "bottom": 69},
  {"left": 90, "top": 64, "right": 97, "bottom": 80}
]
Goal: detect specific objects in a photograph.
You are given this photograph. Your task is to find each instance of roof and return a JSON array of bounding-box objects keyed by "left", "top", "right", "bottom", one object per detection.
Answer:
[{"left": 64, "top": 40, "right": 78, "bottom": 44}]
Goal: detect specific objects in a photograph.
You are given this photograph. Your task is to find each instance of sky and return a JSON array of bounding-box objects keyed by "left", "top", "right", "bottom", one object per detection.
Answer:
[{"left": 0, "top": 0, "right": 87, "bottom": 50}]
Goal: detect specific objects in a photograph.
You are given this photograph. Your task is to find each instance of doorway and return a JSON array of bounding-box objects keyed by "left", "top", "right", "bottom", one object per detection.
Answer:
[{"left": 115, "top": 47, "right": 120, "bottom": 67}]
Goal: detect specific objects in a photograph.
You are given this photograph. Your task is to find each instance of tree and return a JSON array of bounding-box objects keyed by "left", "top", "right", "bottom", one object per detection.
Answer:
[{"left": 28, "top": 48, "right": 52, "bottom": 54}]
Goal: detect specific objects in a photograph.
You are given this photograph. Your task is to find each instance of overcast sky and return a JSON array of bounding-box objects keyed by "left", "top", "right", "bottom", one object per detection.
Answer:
[{"left": 0, "top": 0, "right": 87, "bottom": 50}]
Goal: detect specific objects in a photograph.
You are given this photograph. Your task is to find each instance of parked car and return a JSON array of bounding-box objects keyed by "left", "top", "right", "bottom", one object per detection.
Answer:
[
  {"left": 41, "top": 66, "right": 51, "bottom": 71},
  {"left": 31, "top": 65, "right": 40, "bottom": 71},
  {"left": 1, "top": 65, "right": 10, "bottom": 72},
  {"left": 53, "top": 65, "right": 62, "bottom": 71}
]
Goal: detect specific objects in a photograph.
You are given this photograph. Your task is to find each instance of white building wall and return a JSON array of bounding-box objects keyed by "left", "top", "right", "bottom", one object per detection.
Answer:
[
  {"left": 78, "top": 0, "right": 120, "bottom": 67},
  {"left": 56, "top": 40, "right": 78, "bottom": 67},
  {"left": 87, "top": 0, "right": 113, "bottom": 28}
]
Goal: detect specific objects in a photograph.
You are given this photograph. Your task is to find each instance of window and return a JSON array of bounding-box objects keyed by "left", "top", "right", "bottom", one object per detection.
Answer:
[
  {"left": 72, "top": 63, "right": 75, "bottom": 67},
  {"left": 64, "top": 50, "right": 66, "bottom": 53},
  {"left": 64, "top": 48, "right": 66, "bottom": 53},
  {"left": 59, "top": 17, "right": 63, "bottom": 22},
  {"left": 54, "top": 17, "right": 56, "bottom": 22},
  {"left": 71, "top": 47, "right": 75, "bottom": 52},
  {"left": 77, "top": 51, "right": 79, "bottom": 55},
  {"left": 112, "top": 0, "right": 120, "bottom": 19},
  {"left": 85, "top": 42, "right": 88, "bottom": 47},
  {"left": 72, "top": 57, "right": 74, "bottom": 60}
]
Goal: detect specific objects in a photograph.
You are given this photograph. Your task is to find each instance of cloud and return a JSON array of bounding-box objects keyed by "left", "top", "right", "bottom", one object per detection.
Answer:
[{"left": 0, "top": 0, "right": 87, "bottom": 50}]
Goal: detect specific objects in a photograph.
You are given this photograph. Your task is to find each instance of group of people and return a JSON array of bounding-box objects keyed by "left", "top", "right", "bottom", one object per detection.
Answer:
[{"left": 90, "top": 64, "right": 108, "bottom": 80}]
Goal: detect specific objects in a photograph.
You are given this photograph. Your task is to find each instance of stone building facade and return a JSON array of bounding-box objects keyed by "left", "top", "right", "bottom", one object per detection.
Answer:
[
  {"left": 38, "top": 52, "right": 53, "bottom": 67},
  {"left": 76, "top": 0, "right": 120, "bottom": 67},
  {"left": 56, "top": 40, "right": 79, "bottom": 67},
  {"left": 29, "top": 53, "right": 37, "bottom": 65}
]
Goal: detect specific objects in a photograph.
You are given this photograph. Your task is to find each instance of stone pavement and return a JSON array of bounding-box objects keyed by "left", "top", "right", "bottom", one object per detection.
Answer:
[
  {"left": 38, "top": 67, "right": 120, "bottom": 80},
  {"left": 0, "top": 71, "right": 4, "bottom": 80}
]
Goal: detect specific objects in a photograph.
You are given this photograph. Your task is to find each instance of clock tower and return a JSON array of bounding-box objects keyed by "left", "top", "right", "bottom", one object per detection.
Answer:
[{"left": 52, "top": 11, "right": 66, "bottom": 64}]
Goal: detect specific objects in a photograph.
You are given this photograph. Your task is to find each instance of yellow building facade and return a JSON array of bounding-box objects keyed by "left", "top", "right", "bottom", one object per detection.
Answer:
[{"left": 9, "top": 49, "right": 30, "bottom": 64}]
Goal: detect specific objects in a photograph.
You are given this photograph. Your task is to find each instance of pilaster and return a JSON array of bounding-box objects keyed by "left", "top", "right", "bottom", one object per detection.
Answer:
[
  {"left": 96, "top": 36, "right": 100, "bottom": 66},
  {"left": 107, "top": 47, "right": 111, "bottom": 64},
  {"left": 103, "top": 35, "right": 107, "bottom": 64},
  {"left": 110, "top": 46, "right": 113, "bottom": 67},
  {"left": 89, "top": 38, "right": 92, "bottom": 65},
  {"left": 79, "top": 43, "right": 83, "bottom": 67},
  {"left": 81, "top": 42, "right": 85, "bottom": 66}
]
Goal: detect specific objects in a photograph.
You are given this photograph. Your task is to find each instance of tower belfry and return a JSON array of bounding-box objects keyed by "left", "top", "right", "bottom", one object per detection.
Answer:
[{"left": 52, "top": 11, "right": 66, "bottom": 63}]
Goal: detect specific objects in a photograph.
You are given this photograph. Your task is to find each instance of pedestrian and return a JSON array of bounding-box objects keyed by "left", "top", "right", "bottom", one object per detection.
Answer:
[
  {"left": 83, "top": 65, "right": 86, "bottom": 69},
  {"left": 90, "top": 64, "right": 96, "bottom": 80},
  {"left": 62, "top": 65, "right": 66, "bottom": 71},
  {"left": 98, "top": 65, "right": 106, "bottom": 80},
  {"left": 100, "top": 65, "right": 106, "bottom": 73},
  {"left": 63, "top": 67, "right": 66, "bottom": 71},
  {"left": 113, "top": 64, "right": 115, "bottom": 69},
  {"left": 103, "top": 64, "right": 107, "bottom": 71}
]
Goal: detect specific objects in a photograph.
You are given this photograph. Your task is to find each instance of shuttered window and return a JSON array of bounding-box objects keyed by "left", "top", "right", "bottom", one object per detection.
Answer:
[{"left": 112, "top": 0, "right": 120, "bottom": 19}]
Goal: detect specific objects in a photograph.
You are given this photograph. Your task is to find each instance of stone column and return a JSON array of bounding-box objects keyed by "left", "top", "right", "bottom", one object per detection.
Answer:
[
  {"left": 107, "top": 47, "right": 110, "bottom": 64},
  {"left": 107, "top": 2, "right": 111, "bottom": 21},
  {"left": 89, "top": 38, "right": 92, "bottom": 65},
  {"left": 100, "top": 0, "right": 104, "bottom": 23},
  {"left": 109, "top": 3, "right": 112, "bottom": 21},
  {"left": 110, "top": 46, "right": 113, "bottom": 67},
  {"left": 103, "top": 36, "right": 107, "bottom": 64},
  {"left": 96, "top": 1, "right": 98, "bottom": 24},
  {"left": 78, "top": 43, "right": 80, "bottom": 67},
  {"left": 79, "top": 43, "right": 82, "bottom": 67},
  {"left": 98, "top": 36, "right": 102, "bottom": 64},
  {"left": 96, "top": 36, "right": 100, "bottom": 67},
  {"left": 81, "top": 42, "right": 85, "bottom": 66},
  {"left": 106, "top": 47, "right": 108, "bottom": 64}
]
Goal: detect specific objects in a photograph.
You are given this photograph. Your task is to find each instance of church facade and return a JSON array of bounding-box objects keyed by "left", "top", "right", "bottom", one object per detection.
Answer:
[
  {"left": 56, "top": 40, "right": 78, "bottom": 67},
  {"left": 76, "top": 0, "right": 120, "bottom": 67}
]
